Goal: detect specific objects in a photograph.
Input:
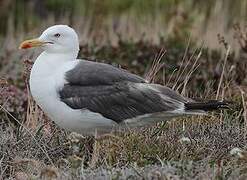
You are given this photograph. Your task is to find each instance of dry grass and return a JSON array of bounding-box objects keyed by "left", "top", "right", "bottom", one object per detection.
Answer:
[
  {"left": 0, "top": 58, "right": 245, "bottom": 179},
  {"left": 1, "top": 22, "right": 247, "bottom": 179},
  {"left": 0, "top": 109, "right": 245, "bottom": 179}
]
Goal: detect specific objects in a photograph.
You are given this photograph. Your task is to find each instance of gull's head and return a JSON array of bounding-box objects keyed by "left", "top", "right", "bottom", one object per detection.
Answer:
[{"left": 19, "top": 25, "right": 79, "bottom": 54}]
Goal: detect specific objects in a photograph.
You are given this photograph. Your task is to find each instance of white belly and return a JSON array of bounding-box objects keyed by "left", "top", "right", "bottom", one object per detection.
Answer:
[
  {"left": 29, "top": 53, "right": 176, "bottom": 135},
  {"left": 29, "top": 57, "right": 116, "bottom": 135},
  {"left": 30, "top": 76, "right": 117, "bottom": 135}
]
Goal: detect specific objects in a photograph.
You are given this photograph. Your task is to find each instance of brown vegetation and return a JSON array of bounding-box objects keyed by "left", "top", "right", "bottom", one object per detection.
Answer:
[{"left": 0, "top": 1, "right": 247, "bottom": 179}]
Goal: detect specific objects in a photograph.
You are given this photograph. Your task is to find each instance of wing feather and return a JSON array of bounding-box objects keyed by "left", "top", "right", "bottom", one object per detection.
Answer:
[
  {"left": 59, "top": 60, "right": 188, "bottom": 123},
  {"left": 59, "top": 82, "right": 187, "bottom": 123}
]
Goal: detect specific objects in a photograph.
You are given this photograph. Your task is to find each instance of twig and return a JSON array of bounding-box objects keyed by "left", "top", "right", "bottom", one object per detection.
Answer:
[
  {"left": 239, "top": 87, "right": 247, "bottom": 132},
  {"left": 0, "top": 104, "right": 54, "bottom": 166},
  {"left": 216, "top": 46, "right": 231, "bottom": 100},
  {"left": 166, "top": 68, "right": 177, "bottom": 86},
  {"left": 145, "top": 48, "right": 166, "bottom": 83},
  {"left": 174, "top": 37, "right": 191, "bottom": 84},
  {"left": 181, "top": 49, "right": 202, "bottom": 96},
  {"left": 173, "top": 47, "right": 199, "bottom": 91},
  {"left": 89, "top": 129, "right": 99, "bottom": 168}
]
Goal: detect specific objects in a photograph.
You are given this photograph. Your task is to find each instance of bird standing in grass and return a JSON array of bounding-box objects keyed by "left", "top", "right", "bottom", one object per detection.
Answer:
[{"left": 19, "top": 25, "right": 228, "bottom": 135}]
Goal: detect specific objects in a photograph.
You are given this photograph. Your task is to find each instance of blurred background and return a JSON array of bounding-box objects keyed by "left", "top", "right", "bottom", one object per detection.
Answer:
[
  {"left": 1, "top": 1, "right": 247, "bottom": 178},
  {"left": 0, "top": 0, "right": 246, "bottom": 47}
]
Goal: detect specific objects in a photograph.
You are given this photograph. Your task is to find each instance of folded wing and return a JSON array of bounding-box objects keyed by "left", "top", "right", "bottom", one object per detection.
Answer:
[{"left": 59, "top": 60, "right": 188, "bottom": 123}]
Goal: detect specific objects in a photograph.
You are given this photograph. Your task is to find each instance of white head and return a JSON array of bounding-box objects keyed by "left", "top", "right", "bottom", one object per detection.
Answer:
[{"left": 19, "top": 25, "right": 79, "bottom": 56}]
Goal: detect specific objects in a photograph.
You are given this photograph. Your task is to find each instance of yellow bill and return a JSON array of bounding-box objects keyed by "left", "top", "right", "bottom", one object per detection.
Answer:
[{"left": 19, "top": 38, "right": 46, "bottom": 49}]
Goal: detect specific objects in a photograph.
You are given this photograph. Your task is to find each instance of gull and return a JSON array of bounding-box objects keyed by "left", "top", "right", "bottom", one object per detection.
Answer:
[{"left": 19, "top": 25, "right": 228, "bottom": 135}]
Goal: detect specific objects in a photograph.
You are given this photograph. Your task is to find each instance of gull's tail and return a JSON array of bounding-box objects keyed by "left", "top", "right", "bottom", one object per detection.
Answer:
[{"left": 185, "top": 100, "right": 230, "bottom": 111}]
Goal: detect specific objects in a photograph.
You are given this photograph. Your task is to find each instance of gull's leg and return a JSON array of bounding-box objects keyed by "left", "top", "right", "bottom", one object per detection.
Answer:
[
  {"left": 94, "top": 133, "right": 120, "bottom": 141},
  {"left": 89, "top": 129, "right": 99, "bottom": 168},
  {"left": 89, "top": 129, "right": 121, "bottom": 168}
]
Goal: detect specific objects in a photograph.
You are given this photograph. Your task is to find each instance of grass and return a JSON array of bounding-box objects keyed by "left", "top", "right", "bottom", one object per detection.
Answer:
[
  {"left": 1, "top": 35, "right": 247, "bottom": 179},
  {"left": 0, "top": 4, "right": 247, "bottom": 179},
  {"left": 0, "top": 109, "right": 246, "bottom": 179}
]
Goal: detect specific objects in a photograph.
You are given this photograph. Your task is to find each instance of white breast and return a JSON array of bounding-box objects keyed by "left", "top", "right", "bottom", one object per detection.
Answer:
[{"left": 29, "top": 52, "right": 116, "bottom": 135}]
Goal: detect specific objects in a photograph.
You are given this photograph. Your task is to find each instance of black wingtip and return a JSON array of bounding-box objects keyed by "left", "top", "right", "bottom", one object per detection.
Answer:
[{"left": 185, "top": 100, "right": 231, "bottom": 111}]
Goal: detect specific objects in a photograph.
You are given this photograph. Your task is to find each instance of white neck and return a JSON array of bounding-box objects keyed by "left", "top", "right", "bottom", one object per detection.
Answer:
[{"left": 31, "top": 51, "right": 78, "bottom": 78}]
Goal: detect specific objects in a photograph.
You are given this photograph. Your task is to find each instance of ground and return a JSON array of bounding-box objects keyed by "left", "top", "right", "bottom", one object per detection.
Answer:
[
  {"left": 1, "top": 33, "right": 247, "bottom": 179},
  {"left": 0, "top": 2, "right": 247, "bottom": 178}
]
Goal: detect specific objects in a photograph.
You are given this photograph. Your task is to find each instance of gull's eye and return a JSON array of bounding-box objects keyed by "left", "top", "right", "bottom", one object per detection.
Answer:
[{"left": 54, "top": 33, "right": 61, "bottom": 38}]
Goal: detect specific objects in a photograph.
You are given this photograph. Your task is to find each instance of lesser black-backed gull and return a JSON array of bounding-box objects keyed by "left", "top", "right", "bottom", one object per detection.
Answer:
[{"left": 19, "top": 25, "right": 228, "bottom": 135}]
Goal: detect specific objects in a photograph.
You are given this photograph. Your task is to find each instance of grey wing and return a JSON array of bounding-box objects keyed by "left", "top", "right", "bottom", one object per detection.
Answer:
[
  {"left": 59, "top": 82, "right": 189, "bottom": 123},
  {"left": 65, "top": 60, "right": 146, "bottom": 85},
  {"left": 60, "top": 60, "right": 189, "bottom": 123}
]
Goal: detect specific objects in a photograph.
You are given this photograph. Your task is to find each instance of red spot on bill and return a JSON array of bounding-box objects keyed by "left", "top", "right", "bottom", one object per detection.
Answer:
[{"left": 22, "top": 43, "right": 32, "bottom": 49}]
